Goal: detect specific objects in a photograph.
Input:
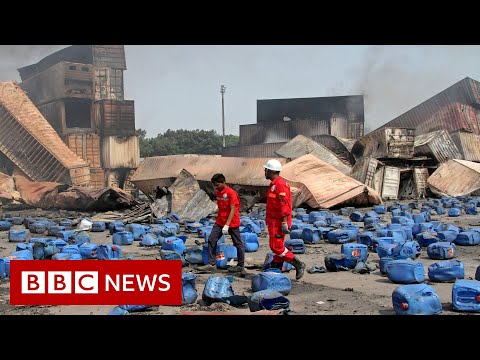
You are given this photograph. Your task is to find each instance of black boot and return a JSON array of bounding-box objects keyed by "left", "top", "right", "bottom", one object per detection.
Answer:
[{"left": 290, "top": 256, "right": 306, "bottom": 280}]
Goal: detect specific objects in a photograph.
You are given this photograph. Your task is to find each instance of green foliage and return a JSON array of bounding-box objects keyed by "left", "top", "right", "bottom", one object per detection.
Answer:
[{"left": 137, "top": 128, "right": 240, "bottom": 157}]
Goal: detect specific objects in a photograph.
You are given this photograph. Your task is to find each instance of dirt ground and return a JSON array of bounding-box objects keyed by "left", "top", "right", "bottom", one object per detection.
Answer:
[{"left": 0, "top": 200, "right": 479, "bottom": 316}]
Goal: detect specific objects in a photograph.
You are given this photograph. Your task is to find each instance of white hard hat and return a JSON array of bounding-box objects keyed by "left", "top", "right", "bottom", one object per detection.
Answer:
[{"left": 264, "top": 159, "right": 282, "bottom": 172}]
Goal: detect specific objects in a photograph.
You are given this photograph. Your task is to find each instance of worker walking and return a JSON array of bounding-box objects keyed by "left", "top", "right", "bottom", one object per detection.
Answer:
[
  {"left": 196, "top": 173, "right": 245, "bottom": 275},
  {"left": 264, "top": 159, "right": 306, "bottom": 280}
]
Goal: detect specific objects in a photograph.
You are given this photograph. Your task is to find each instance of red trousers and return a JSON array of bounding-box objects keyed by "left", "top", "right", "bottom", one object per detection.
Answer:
[{"left": 268, "top": 225, "right": 294, "bottom": 264}]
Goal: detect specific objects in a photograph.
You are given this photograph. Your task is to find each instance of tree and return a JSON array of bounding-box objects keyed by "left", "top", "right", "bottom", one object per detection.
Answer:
[{"left": 136, "top": 129, "right": 239, "bottom": 157}]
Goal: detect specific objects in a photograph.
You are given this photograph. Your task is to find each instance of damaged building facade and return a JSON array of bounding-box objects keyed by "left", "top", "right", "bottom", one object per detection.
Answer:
[
  {"left": 15, "top": 45, "right": 139, "bottom": 193},
  {"left": 222, "top": 95, "right": 365, "bottom": 158}
]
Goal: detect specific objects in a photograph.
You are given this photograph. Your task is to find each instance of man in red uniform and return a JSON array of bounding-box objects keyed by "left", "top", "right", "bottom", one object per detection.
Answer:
[
  {"left": 264, "top": 159, "right": 306, "bottom": 280},
  {"left": 196, "top": 173, "right": 245, "bottom": 274}
]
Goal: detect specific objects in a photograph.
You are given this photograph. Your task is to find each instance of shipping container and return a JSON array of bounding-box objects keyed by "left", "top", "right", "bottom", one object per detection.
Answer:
[
  {"left": 382, "top": 166, "right": 400, "bottom": 200},
  {"left": 18, "top": 45, "right": 126, "bottom": 81},
  {"left": 256, "top": 95, "right": 364, "bottom": 135},
  {"left": 102, "top": 136, "right": 139, "bottom": 169},
  {"left": 414, "top": 129, "right": 462, "bottom": 163},
  {"left": 450, "top": 130, "right": 480, "bottom": 162},
  {"left": 93, "top": 99, "right": 135, "bottom": 137},
  {"left": 413, "top": 168, "right": 429, "bottom": 198},
  {"left": 64, "top": 133, "right": 102, "bottom": 168},
  {"left": 221, "top": 142, "right": 286, "bottom": 158},
  {"left": 352, "top": 128, "right": 415, "bottom": 160},
  {"left": 239, "top": 117, "right": 347, "bottom": 146},
  {"left": 36, "top": 98, "right": 95, "bottom": 135},
  {"left": 0, "top": 81, "right": 90, "bottom": 185},
  {"left": 19, "top": 61, "right": 95, "bottom": 105}
]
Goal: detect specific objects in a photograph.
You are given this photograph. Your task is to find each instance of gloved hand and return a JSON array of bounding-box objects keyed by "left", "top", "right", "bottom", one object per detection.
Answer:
[
  {"left": 281, "top": 222, "right": 290, "bottom": 234},
  {"left": 222, "top": 225, "right": 229, "bottom": 235}
]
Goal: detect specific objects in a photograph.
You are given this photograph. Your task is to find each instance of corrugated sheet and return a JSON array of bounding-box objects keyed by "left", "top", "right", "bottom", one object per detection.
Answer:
[
  {"left": 0, "top": 81, "right": 90, "bottom": 185},
  {"left": 92, "top": 45, "right": 127, "bottom": 70},
  {"left": 367, "top": 77, "right": 480, "bottom": 136},
  {"left": 221, "top": 142, "right": 286, "bottom": 158},
  {"left": 64, "top": 133, "right": 102, "bottom": 168},
  {"left": 414, "top": 129, "right": 462, "bottom": 163},
  {"left": 89, "top": 168, "right": 105, "bottom": 188},
  {"left": 349, "top": 157, "right": 380, "bottom": 184},
  {"left": 352, "top": 128, "right": 414, "bottom": 159},
  {"left": 93, "top": 99, "right": 135, "bottom": 137},
  {"left": 240, "top": 118, "right": 332, "bottom": 145},
  {"left": 310, "top": 134, "right": 355, "bottom": 166},
  {"left": 274, "top": 135, "right": 352, "bottom": 174},
  {"left": 450, "top": 131, "right": 480, "bottom": 162},
  {"left": 381, "top": 166, "right": 400, "bottom": 200},
  {"left": 130, "top": 155, "right": 287, "bottom": 196},
  {"left": 280, "top": 154, "right": 381, "bottom": 209},
  {"left": 428, "top": 159, "right": 480, "bottom": 197},
  {"left": 102, "top": 135, "right": 139, "bottom": 169},
  {"left": 413, "top": 168, "right": 429, "bottom": 198}
]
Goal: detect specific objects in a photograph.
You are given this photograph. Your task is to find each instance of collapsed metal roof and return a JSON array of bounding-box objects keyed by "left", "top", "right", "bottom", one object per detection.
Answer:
[
  {"left": 0, "top": 81, "right": 90, "bottom": 185},
  {"left": 130, "top": 155, "right": 287, "bottom": 196},
  {"left": 275, "top": 135, "right": 352, "bottom": 174},
  {"left": 280, "top": 154, "right": 382, "bottom": 209}
]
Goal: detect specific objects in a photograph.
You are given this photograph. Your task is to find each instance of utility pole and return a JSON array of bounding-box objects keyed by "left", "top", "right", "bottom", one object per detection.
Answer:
[{"left": 220, "top": 85, "right": 226, "bottom": 147}]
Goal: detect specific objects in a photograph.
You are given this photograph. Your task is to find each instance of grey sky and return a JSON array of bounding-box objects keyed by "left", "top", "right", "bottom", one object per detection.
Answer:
[{"left": 2, "top": 45, "right": 480, "bottom": 137}]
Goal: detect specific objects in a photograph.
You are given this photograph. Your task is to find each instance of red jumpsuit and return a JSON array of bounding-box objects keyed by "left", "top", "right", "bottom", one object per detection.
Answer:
[{"left": 266, "top": 176, "right": 293, "bottom": 264}]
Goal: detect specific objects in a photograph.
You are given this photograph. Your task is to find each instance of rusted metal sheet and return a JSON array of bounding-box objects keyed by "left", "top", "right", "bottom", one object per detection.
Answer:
[
  {"left": 366, "top": 77, "right": 480, "bottom": 136},
  {"left": 450, "top": 131, "right": 480, "bottom": 162},
  {"left": 279, "top": 154, "right": 382, "bottom": 209},
  {"left": 352, "top": 128, "right": 414, "bottom": 159},
  {"left": 428, "top": 159, "right": 480, "bottom": 197},
  {"left": 414, "top": 129, "right": 462, "bottom": 163},
  {"left": 221, "top": 142, "right": 286, "bottom": 158},
  {"left": 89, "top": 168, "right": 105, "bottom": 188},
  {"left": 14, "top": 168, "right": 133, "bottom": 210},
  {"left": 240, "top": 118, "right": 334, "bottom": 145},
  {"left": 413, "top": 168, "right": 429, "bottom": 198},
  {"left": 275, "top": 135, "right": 352, "bottom": 174},
  {"left": 168, "top": 169, "right": 201, "bottom": 213},
  {"left": 102, "top": 135, "right": 139, "bottom": 168},
  {"left": 36, "top": 101, "right": 64, "bottom": 134},
  {"left": 93, "top": 99, "right": 135, "bottom": 137},
  {"left": 0, "top": 81, "right": 90, "bottom": 185},
  {"left": 19, "top": 62, "right": 94, "bottom": 106},
  {"left": 175, "top": 189, "right": 218, "bottom": 221},
  {"left": 130, "top": 155, "right": 287, "bottom": 196},
  {"left": 349, "top": 157, "right": 380, "bottom": 184},
  {"left": 381, "top": 166, "right": 400, "bottom": 200},
  {"left": 311, "top": 134, "right": 356, "bottom": 165},
  {"left": 64, "top": 133, "right": 102, "bottom": 168}
]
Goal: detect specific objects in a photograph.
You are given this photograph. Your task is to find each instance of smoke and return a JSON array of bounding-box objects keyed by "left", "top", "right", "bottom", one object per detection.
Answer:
[
  {"left": 345, "top": 45, "right": 480, "bottom": 134},
  {"left": 0, "top": 45, "right": 69, "bottom": 82}
]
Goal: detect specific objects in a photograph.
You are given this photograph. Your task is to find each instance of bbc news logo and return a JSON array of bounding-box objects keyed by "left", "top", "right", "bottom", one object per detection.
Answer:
[{"left": 10, "top": 260, "right": 182, "bottom": 305}]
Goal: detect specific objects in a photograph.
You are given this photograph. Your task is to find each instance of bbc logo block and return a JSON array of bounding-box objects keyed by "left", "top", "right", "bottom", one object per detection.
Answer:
[
  {"left": 22, "top": 271, "right": 99, "bottom": 294},
  {"left": 10, "top": 260, "right": 182, "bottom": 305}
]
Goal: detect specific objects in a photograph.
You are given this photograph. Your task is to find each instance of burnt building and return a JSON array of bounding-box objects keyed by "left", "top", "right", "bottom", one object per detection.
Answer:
[
  {"left": 17, "top": 45, "right": 139, "bottom": 192},
  {"left": 223, "top": 95, "right": 365, "bottom": 157}
]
